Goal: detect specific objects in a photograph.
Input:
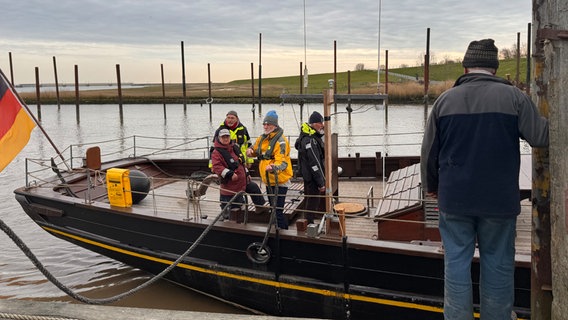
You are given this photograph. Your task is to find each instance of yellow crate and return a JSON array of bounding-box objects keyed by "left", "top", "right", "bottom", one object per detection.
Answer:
[{"left": 106, "top": 168, "right": 132, "bottom": 207}]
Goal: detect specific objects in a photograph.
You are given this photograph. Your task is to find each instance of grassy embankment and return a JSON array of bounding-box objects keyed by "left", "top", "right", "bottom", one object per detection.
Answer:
[{"left": 20, "top": 58, "right": 527, "bottom": 105}]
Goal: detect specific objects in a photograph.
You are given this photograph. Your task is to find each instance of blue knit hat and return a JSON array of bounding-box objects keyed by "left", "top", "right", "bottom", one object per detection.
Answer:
[{"left": 263, "top": 110, "right": 279, "bottom": 126}]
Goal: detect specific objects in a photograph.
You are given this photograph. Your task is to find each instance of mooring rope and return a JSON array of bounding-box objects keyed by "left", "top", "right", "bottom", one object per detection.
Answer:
[
  {"left": 0, "top": 312, "right": 80, "bottom": 320},
  {"left": 0, "top": 200, "right": 230, "bottom": 305}
]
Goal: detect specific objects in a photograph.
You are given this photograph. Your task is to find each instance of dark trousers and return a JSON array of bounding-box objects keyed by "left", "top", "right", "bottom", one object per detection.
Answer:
[
  {"left": 246, "top": 181, "right": 266, "bottom": 206},
  {"left": 266, "top": 185, "right": 289, "bottom": 229},
  {"left": 219, "top": 194, "right": 245, "bottom": 217},
  {"left": 303, "top": 180, "right": 322, "bottom": 224}
]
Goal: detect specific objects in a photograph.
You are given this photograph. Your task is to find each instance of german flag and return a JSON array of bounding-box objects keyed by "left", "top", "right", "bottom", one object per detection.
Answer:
[{"left": 0, "top": 71, "right": 36, "bottom": 172}]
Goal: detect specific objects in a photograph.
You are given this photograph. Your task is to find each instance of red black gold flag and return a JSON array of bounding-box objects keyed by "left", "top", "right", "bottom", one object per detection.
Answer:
[{"left": 0, "top": 72, "right": 36, "bottom": 172}]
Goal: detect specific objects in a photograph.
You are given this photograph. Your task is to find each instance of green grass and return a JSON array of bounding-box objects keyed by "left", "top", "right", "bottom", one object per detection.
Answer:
[
  {"left": 390, "top": 58, "right": 529, "bottom": 83},
  {"left": 227, "top": 58, "right": 529, "bottom": 93},
  {"left": 22, "top": 58, "right": 529, "bottom": 105}
]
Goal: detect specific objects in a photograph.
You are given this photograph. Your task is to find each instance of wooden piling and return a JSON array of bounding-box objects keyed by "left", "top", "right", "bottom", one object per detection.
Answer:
[
  {"left": 181, "top": 41, "right": 187, "bottom": 112},
  {"left": 250, "top": 62, "right": 255, "bottom": 121},
  {"left": 258, "top": 33, "right": 262, "bottom": 115},
  {"left": 8, "top": 52, "right": 14, "bottom": 85},
  {"left": 385, "top": 49, "right": 389, "bottom": 121},
  {"left": 207, "top": 63, "right": 212, "bottom": 122},
  {"left": 333, "top": 40, "right": 337, "bottom": 113},
  {"left": 34, "top": 67, "right": 41, "bottom": 120},
  {"left": 74, "top": 65, "right": 80, "bottom": 122},
  {"left": 161, "top": 64, "right": 166, "bottom": 119},
  {"left": 52, "top": 56, "right": 61, "bottom": 110},
  {"left": 116, "top": 64, "right": 123, "bottom": 122}
]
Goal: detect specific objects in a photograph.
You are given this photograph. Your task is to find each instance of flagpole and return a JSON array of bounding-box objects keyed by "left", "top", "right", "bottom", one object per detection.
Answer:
[{"left": 0, "top": 69, "right": 68, "bottom": 169}]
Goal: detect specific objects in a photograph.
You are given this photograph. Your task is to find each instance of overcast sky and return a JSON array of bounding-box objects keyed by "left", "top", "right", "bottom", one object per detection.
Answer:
[{"left": 0, "top": 0, "right": 532, "bottom": 84}]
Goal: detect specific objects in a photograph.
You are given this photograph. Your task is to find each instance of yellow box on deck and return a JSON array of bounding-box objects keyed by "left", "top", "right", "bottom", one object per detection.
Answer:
[{"left": 106, "top": 168, "right": 132, "bottom": 207}]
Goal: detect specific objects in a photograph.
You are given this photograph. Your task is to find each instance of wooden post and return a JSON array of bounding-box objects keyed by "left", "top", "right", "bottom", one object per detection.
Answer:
[
  {"left": 207, "top": 63, "right": 212, "bottom": 122},
  {"left": 347, "top": 70, "right": 352, "bottom": 123},
  {"left": 8, "top": 52, "right": 14, "bottom": 85},
  {"left": 161, "top": 64, "right": 166, "bottom": 119},
  {"left": 34, "top": 67, "right": 41, "bottom": 120},
  {"left": 299, "top": 62, "right": 304, "bottom": 123},
  {"left": 52, "top": 56, "right": 61, "bottom": 110},
  {"left": 116, "top": 64, "right": 123, "bottom": 122},
  {"left": 250, "top": 62, "right": 255, "bottom": 121},
  {"left": 181, "top": 41, "right": 187, "bottom": 112},
  {"left": 74, "top": 65, "right": 80, "bottom": 122},
  {"left": 526, "top": 23, "right": 532, "bottom": 95},
  {"left": 532, "top": 1, "right": 567, "bottom": 317},
  {"left": 337, "top": 208, "right": 346, "bottom": 237},
  {"left": 333, "top": 40, "right": 337, "bottom": 113},
  {"left": 516, "top": 32, "right": 521, "bottom": 86},
  {"left": 323, "top": 89, "right": 334, "bottom": 216},
  {"left": 258, "top": 33, "right": 262, "bottom": 115},
  {"left": 424, "top": 28, "right": 430, "bottom": 125}
]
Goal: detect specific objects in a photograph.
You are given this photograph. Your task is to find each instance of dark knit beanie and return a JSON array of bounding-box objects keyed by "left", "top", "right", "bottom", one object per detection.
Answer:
[
  {"left": 308, "top": 111, "right": 324, "bottom": 124},
  {"left": 226, "top": 110, "right": 238, "bottom": 117},
  {"left": 462, "top": 39, "right": 499, "bottom": 69},
  {"left": 263, "top": 110, "right": 279, "bottom": 126}
]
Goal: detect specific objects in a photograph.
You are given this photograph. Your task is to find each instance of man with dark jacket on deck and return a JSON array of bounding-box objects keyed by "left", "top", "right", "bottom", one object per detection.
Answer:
[
  {"left": 420, "top": 38, "right": 549, "bottom": 319},
  {"left": 295, "top": 111, "right": 325, "bottom": 224}
]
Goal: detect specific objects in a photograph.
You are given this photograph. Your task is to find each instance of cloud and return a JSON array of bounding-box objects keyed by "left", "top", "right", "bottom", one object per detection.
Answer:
[{"left": 0, "top": 0, "right": 531, "bottom": 84}]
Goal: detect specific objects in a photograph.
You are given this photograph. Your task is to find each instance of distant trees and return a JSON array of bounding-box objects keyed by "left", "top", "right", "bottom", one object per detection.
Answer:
[
  {"left": 500, "top": 42, "right": 528, "bottom": 59},
  {"left": 355, "top": 63, "right": 365, "bottom": 71}
]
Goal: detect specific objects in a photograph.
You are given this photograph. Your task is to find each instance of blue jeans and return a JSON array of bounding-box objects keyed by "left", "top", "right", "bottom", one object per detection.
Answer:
[
  {"left": 438, "top": 212, "right": 516, "bottom": 320},
  {"left": 266, "top": 185, "right": 288, "bottom": 229}
]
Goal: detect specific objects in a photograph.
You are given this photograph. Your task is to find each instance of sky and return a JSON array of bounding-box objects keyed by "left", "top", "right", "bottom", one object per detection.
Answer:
[{"left": 0, "top": 0, "right": 532, "bottom": 85}]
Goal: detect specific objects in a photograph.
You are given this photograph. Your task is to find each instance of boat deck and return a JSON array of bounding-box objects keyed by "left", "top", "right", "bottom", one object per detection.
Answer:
[{"left": 132, "top": 177, "right": 531, "bottom": 256}]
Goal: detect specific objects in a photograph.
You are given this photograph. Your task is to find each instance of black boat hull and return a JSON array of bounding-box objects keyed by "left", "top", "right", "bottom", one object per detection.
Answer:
[{"left": 14, "top": 190, "right": 530, "bottom": 319}]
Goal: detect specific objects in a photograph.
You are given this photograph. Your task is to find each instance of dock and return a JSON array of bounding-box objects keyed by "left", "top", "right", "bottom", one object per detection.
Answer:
[{"left": 0, "top": 299, "right": 320, "bottom": 320}]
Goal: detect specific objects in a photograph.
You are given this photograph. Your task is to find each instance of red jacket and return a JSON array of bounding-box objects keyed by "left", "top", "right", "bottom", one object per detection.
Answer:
[{"left": 211, "top": 140, "right": 247, "bottom": 196}]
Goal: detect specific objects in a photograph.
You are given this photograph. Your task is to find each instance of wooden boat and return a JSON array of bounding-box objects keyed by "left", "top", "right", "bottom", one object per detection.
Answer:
[{"left": 13, "top": 135, "right": 532, "bottom": 320}]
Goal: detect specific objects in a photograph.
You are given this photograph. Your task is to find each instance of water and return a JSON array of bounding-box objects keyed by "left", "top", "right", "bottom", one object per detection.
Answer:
[{"left": 0, "top": 102, "right": 429, "bottom": 312}]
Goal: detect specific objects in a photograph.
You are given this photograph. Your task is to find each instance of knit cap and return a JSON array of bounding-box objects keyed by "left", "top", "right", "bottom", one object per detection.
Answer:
[
  {"left": 263, "top": 110, "right": 279, "bottom": 126},
  {"left": 219, "top": 128, "right": 230, "bottom": 136},
  {"left": 309, "top": 111, "right": 324, "bottom": 124},
  {"left": 226, "top": 110, "right": 238, "bottom": 117},
  {"left": 462, "top": 39, "right": 499, "bottom": 69}
]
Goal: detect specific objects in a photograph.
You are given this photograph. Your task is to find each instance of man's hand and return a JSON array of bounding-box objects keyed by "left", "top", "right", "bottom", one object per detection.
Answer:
[{"left": 318, "top": 186, "right": 326, "bottom": 193}]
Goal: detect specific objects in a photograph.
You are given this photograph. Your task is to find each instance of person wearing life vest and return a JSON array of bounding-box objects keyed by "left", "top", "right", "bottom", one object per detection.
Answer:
[
  {"left": 211, "top": 129, "right": 247, "bottom": 218},
  {"left": 210, "top": 110, "right": 253, "bottom": 168},
  {"left": 294, "top": 111, "right": 325, "bottom": 224},
  {"left": 247, "top": 110, "right": 292, "bottom": 229}
]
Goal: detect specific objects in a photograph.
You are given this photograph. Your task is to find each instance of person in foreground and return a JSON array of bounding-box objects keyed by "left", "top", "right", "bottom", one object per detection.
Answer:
[
  {"left": 420, "top": 39, "right": 549, "bottom": 319},
  {"left": 247, "top": 110, "right": 293, "bottom": 229},
  {"left": 211, "top": 129, "right": 247, "bottom": 218},
  {"left": 295, "top": 111, "right": 326, "bottom": 224}
]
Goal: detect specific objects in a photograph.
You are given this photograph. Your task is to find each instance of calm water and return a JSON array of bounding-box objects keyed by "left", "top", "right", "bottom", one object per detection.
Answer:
[{"left": 0, "top": 102, "right": 428, "bottom": 312}]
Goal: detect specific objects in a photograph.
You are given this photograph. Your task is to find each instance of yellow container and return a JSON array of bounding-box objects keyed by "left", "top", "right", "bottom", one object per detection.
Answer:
[{"left": 106, "top": 168, "right": 132, "bottom": 207}]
